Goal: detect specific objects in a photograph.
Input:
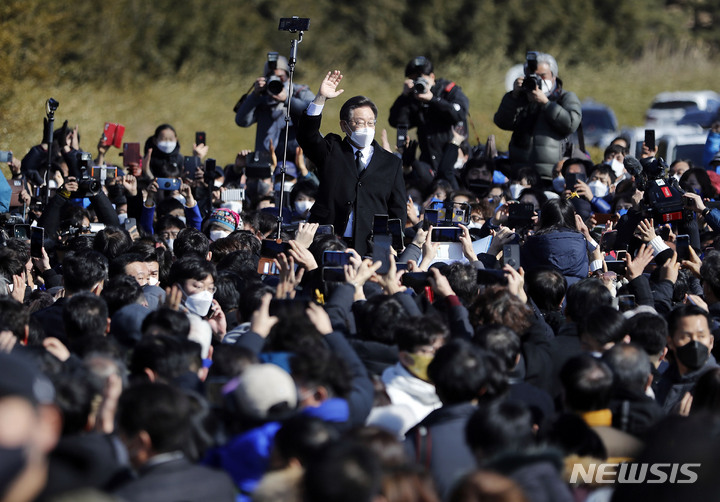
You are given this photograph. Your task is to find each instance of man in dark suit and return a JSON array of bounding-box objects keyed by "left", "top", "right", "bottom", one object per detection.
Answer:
[{"left": 297, "top": 70, "right": 406, "bottom": 256}]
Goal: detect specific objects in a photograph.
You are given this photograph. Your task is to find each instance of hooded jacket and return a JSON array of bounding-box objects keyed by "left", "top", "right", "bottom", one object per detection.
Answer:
[
  {"left": 381, "top": 362, "right": 441, "bottom": 432},
  {"left": 521, "top": 229, "right": 588, "bottom": 285}
]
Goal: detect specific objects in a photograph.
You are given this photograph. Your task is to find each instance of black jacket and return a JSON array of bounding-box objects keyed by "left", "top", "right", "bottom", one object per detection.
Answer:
[
  {"left": 404, "top": 402, "right": 477, "bottom": 499},
  {"left": 609, "top": 387, "right": 663, "bottom": 438},
  {"left": 389, "top": 78, "right": 469, "bottom": 170},
  {"left": 297, "top": 112, "right": 406, "bottom": 257}
]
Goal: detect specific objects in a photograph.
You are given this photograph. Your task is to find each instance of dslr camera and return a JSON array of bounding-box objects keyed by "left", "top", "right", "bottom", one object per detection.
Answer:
[
  {"left": 522, "top": 51, "right": 543, "bottom": 92},
  {"left": 264, "top": 52, "right": 285, "bottom": 96},
  {"left": 76, "top": 152, "right": 102, "bottom": 197},
  {"left": 413, "top": 77, "right": 430, "bottom": 95}
]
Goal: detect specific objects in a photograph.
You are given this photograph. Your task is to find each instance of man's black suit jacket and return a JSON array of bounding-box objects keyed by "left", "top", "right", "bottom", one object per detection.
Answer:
[{"left": 297, "top": 111, "right": 407, "bottom": 256}]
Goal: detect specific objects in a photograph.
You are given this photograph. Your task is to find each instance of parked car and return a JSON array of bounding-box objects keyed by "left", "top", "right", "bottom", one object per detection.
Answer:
[
  {"left": 656, "top": 131, "right": 708, "bottom": 167},
  {"left": 577, "top": 99, "right": 619, "bottom": 148},
  {"left": 644, "top": 91, "right": 720, "bottom": 128}
]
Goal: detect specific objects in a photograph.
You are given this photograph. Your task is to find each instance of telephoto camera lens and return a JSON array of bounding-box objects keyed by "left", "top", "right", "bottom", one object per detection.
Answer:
[
  {"left": 266, "top": 76, "right": 285, "bottom": 96},
  {"left": 413, "top": 78, "right": 428, "bottom": 95}
]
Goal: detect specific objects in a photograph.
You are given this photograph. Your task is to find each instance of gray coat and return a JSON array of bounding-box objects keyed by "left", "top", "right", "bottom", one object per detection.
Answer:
[{"left": 494, "top": 87, "right": 582, "bottom": 179}]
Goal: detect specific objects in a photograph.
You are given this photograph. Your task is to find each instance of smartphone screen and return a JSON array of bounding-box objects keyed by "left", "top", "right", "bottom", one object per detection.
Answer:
[
  {"left": 676, "top": 234, "right": 690, "bottom": 261},
  {"left": 388, "top": 218, "right": 404, "bottom": 251},
  {"left": 396, "top": 124, "right": 408, "bottom": 151},
  {"left": 30, "top": 227, "right": 44, "bottom": 258},
  {"left": 322, "top": 267, "right": 346, "bottom": 282},
  {"left": 373, "top": 234, "right": 392, "bottom": 275},
  {"left": 323, "top": 251, "right": 351, "bottom": 267},
  {"left": 431, "top": 227, "right": 462, "bottom": 242},
  {"left": 373, "top": 214, "right": 389, "bottom": 236},
  {"left": 645, "top": 129, "right": 655, "bottom": 151}
]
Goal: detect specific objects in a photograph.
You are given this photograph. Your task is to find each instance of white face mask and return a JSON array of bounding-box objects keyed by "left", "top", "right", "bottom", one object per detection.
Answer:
[
  {"left": 166, "top": 238, "right": 174, "bottom": 252},
  {"left": 541, "top": 78, "right": 555, "bottom": 95},
  {"left": 467, "top": 221, "right": 483, "bottom": 229},
  {"left": 348, "top": 127, "right": 375, "bottom": 149},
  {"left": 274, "top": 181, "right": 295, "bottom": 193},
  {"left": 147, "top": 277, "right": 159, "bottom": 287},
  {"left": 588, "top": 180, "right": 609, "bottom": 198},
  {"left": 294, "top": 200, "right": 314, "bottom": 215},
  {"left": 157, "top": 140, "right": 177, "bottom": 154},
  {"left": 209, "top": 229, "right": 230, "bottom": 241},
  {"left": 509, "top": 183, "right": 525, "bottom": 200},
  {"left": 185, "top": 290, "right": 213, "bottom": 317},
  {"left": 214, "top": 180, "right": 223, "bottom": 188},
  {"left": 117, "top": 213, "right": 128, "bottom": 225},
  {"left": 552, "top": 176, "right": 565, "bottom": 193},
  {"left": 610, "top": 158, "right": 625, "bottom": 178}
]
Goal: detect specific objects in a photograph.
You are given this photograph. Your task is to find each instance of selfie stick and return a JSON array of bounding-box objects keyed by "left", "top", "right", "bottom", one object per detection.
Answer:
[
  {"left": 275, "top": 23, "right": 306, "bottom": 240},
  {"left": 44, "top": 98, "right": 59, "bottom": 206}
]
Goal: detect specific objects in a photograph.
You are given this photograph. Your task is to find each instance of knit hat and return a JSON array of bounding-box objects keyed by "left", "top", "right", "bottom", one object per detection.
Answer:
[
  {"left": 223, "top": 363, "right": 298, "bottom": 420},
  {"left": 208, "top": 208, "right": 241, "bottom": 233}
]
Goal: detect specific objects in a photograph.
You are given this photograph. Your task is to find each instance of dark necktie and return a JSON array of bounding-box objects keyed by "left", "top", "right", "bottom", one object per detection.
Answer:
[{"left": 355, "top": 150, "right": 363, "bottom": 175}]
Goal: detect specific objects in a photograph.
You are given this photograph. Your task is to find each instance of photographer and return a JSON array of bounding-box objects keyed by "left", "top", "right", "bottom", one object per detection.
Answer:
[
  {"left": 234, "top": 54, "right": 315, "bottom": 160},
  {"left": 494, "top": 52, "right": 581, "bottom": 182},
  {"left": 389, "top": 56, "right": 469, "bottom": 171}
]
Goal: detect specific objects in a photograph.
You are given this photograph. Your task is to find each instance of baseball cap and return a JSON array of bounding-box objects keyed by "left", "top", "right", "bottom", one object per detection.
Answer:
[{"left": 222, "top": 363, "right": 297, "bottom": 420}]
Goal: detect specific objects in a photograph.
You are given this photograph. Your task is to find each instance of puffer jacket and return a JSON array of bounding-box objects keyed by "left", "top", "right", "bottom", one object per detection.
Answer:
[
  {"left": 520, "top": 229, "right": 588, "bottom": 285},
  {"left": 494, "top": 84, "right": 582, "bottom": 179}
]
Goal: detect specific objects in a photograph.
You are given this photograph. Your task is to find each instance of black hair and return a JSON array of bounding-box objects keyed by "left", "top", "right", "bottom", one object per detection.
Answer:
[
  {"left": 291, "top": 347, "right": 352, "bottom": 399},
  {"left": 156, "top": 197, "right": 185, "bottom": 220},
  {"left": 62, "top": 292, "right": 109, "bottom": 339},
  {"left": 603, "top": 143, "right": 626, "bottom": 159},
  {"left": 625, "top": 312, "right": 668, "bottom": 357},
  {"left": 355, "top": 295, "right": 410, "bottom": 345},
  {"left": 214, "top": 272, "right": 241, "bottom": 315},
  {"left": 141, "top": 307, "right": 191, "bottom": 338},
  {"left": 237, "top": 280, "right": 275, "bottom": 322},
  {"left": 303, "top": 441, "right": 382, "bottom": 502},
  {"left": 50, "top": 366, "right": 94, "bottom": 436},
  {"left": 667, "top": 304, "right": 711, "bottom": 341},
  {"left": 561, "top": 157, "right": 592, "bottom": 177},
  {"left": 427, "top": 339, "right": 489, "bottom": 405},
  {"left": 93, "top": 226, "right": 132, "bottom": 260},
  {"left": 518, "top": 187, "right": 548, "bottom": 209},
  {"left": 701, "top": 250, "right": 720, "bottom": 300},
  {"left": 680, "top": 167, "right": 718, "bottom": 199},
  {"left": 273, "top": 415, "right": 338, "bottom": 468},
  {"left": 4, "top": 239, "right": 29, "bottom": 265},
  {"left": 168, "top": 256, "right": 216, "bottom": 286},
  {"left": 206, "top": 345, "right": 258, "bottom": 380},
  {"left": 216, "top": 250, "right": 259, "bottom": 280},
  {"left": 565, "top": 278, "right": 613, "bottom": 325},
  {"left": 129, "top": 335, "right": 201, "bottom": 382},
  {"left": 339, "top": 96, "right": 378, "bottom": 122},
  {"left": 580, "top": 305, "right": 626, "bottom": 349},
  {"left": 525, "top": 268, "right": 566, "bottom": 312},
  {"left": 117, "top": 382, "right": 192, "bottom": 454},
  {"left": 101, "top": 275, "right": 144, "bottom": 316},
  {"left": 62, "top": 250, "right": 109, "bottom": 294},
  {"left": 474, "top": 324, "right": 521, "bottom": 371},
  {"left": 589, "top": 163, "right": 617, "bottom": 184},
  {"left": 465, "top": 400, "right": 534, "bottom": 461},
  {"left": 395, "top": 315, "right": 449, "bottom": 353},
  {"left": 173, "top": 228, "right": 210, "bottom": 260},
  {"left": 109, "top": 253, "right": 147, "bottom": 279},
  {"left": 535, "top": 197, "right": 577, "bottom": 235},
  {"left": 308, "top": 234, "right": 347, "bottom": 267},
  {"left": 0, "top": 297, "right": 29, "bottom": 342},
  {"left": 560, "top": 354, "right": 613, "bottom": 412},
  {"left": 513, "top": 166, "right": 540, "bottom": 187},
  {"left": 602, "top": 343, "right": 652, "bottom": 394},
  {"left": 290, "top": 180, "right": 319, "bottom": 207},
  {"left": 0, "top": 247, "right": 26, "bottom": 281},
  {"left": 442, "top": 262, "right": 479, "bottom": 306},
  {"left": 155, "top": 215, "right": 186, "bottom": 235},
  {"left": 690, "top": 368, "right": 720, "bottom": 415}
]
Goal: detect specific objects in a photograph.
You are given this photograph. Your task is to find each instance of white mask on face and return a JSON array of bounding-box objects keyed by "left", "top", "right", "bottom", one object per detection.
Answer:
[
  {"left": 274, "top": 181, "right": 295, "bottom": 193},
  {"left": 147, "top": 277, "right": 159, "bottom": 287},
  {"left": 552, "top": 176, "right": 565, "bottom": 193},
  {"left": 467, "top": 221, "right": 483, "bottom": 229},
  {"left": 610, "top": 158, "right": 625, "bottom": 178},
  {"left": 509, "top": 183, "right": 525, "bottom": 200},
  {"left": 185, "top": 290, "right": 213, "bottom": 317},
  {"left": 166, "top": 238, "right": 174, "bottom": 252},
  {"left": 117, "top": 213, "right": 128, "bottom": 225},
  {"left": 214, "top": 180, "right": 223, "bottom": 188},
  {"left": 294, "top": 200, "right": 314, "bottom": 215},
  {"left": 588, "top": 180, "right": 609, "bottom": 198},
  {"left": 209, "top": 229, "right": 230, "bottom": 241},
  {"left": 157, "top": 140, "right": 177, "bottom": 154},
  {"left": 348, "top": 127, "right": 375, "bottom": 149},
  {"left": 541, "top": 78, "right": 555, "bottom": 95}
]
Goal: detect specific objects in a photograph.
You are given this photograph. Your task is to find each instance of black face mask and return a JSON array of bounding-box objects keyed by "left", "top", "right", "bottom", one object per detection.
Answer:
[
  {"left": 675, "top": 340, "right": 710, "bottom": 371},
  {"left": 0, "top": 446, "right": 27, "bottom": 496}
]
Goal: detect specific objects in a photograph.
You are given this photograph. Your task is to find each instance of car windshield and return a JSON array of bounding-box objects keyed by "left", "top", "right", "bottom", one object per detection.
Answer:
[
  {"left": 651, "top": 100, "right": 698, "bottom": 110},
  {"left": 582, "top": 109, "right": 615, "bottom": 130}
]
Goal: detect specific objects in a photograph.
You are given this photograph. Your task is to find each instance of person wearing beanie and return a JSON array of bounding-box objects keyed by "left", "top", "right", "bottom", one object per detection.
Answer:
[{"left": 205, "top": 208, "right": 241, "bottom": 242}]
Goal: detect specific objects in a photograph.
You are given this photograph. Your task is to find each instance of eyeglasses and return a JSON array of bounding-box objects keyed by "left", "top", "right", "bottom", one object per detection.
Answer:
[{"left": 347, "top": 119, "right": 377, "bottom": 128}]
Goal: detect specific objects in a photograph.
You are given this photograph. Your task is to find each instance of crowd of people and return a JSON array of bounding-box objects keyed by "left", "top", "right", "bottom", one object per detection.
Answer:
[{"left": 1, "top": 53, "right": 720, "bottom": 502}]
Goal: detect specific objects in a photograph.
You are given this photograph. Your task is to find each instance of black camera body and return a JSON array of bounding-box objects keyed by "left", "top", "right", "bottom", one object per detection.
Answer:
[
  {"left": 522, "top": 51, "right": 542, "bottom": 92},
  {"left": 413, "top": 77, "right": 430, "bottom": 95},
  {"left": 76, "top": 152, "right": 101, "bottom": 197}
]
